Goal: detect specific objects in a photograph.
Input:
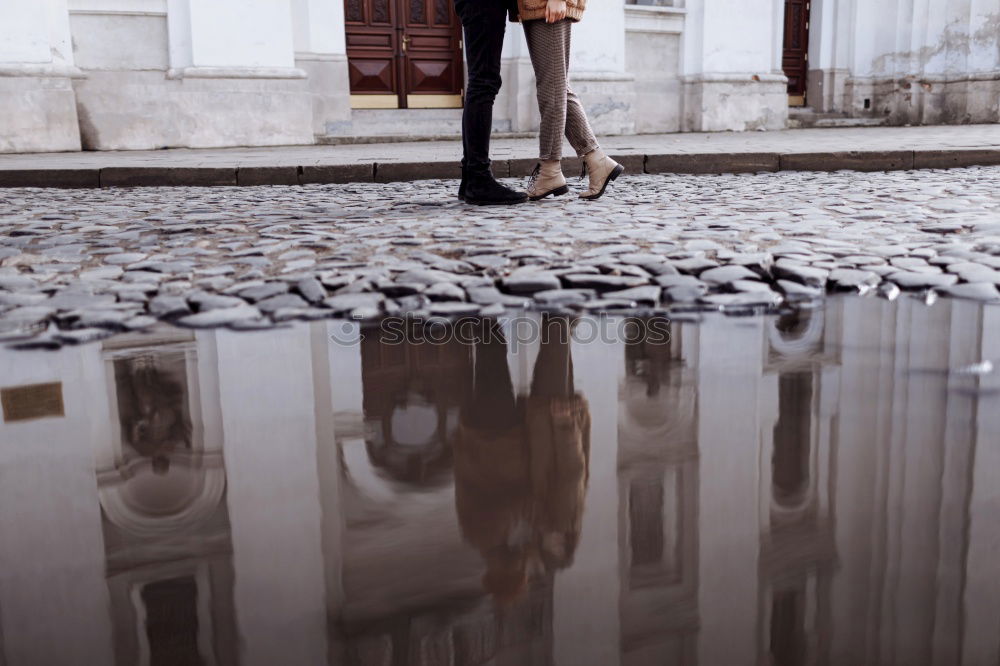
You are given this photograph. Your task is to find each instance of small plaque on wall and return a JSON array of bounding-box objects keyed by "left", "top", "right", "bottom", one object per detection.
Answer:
[{"left": 1, "top": 382, "right": 65, "bottom": 423}]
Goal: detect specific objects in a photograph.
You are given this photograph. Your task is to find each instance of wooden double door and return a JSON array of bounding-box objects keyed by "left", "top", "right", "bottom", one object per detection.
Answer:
[
  {"left": 345, "top": 0, "right": 464, "bottom": 108},
  {"left": 782, "top": 0, "right": 810, "bottom": 106}
]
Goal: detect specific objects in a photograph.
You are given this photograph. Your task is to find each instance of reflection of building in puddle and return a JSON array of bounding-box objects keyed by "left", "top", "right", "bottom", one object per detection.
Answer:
[
  {"left": 97, "top": 331, "right": 236, "bottom": 666},
  {"left": 618, "top": 318, "right": 699, "bottom": 665},
  {"left": 0, "top": 302, "right": 998, "bottom": 666},
  {"left": 760, "top": 305, "right": 838, "bottom": 666},
  {"left": 359, "top": 330, "right": 470, "bottom": 488},
  {"left": 339, "top": 580, "right": 555, "bottom": 666},
  {"left": 331, "top": 319, "right": 591, "bottom": 664}
]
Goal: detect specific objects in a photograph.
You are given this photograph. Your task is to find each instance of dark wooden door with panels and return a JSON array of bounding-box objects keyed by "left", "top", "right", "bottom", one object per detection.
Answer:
[
  {"left": 344, "top": 0, "right": 464, "bottom": 108},
  {"left": 783, "top": 0, "right": 810, "bottom": 106}
]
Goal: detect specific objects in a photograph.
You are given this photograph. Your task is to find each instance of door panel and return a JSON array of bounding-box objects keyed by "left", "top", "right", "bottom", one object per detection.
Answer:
[
  {"left": 782, "top": 0, "right": 809, "bottom": 106},
  {"left": 346, "top": 0, "right": 463, "bottom": 108},
  {"left": 346, "top": 0, "right": 400, "bottom": 104}
]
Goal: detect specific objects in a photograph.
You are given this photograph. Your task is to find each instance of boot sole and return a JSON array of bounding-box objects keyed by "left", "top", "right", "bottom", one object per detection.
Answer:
[
  {"left": 581, "top": 164, "right": 625, "bottom": 201},
  {"left": 528, "top": 184, "right": 570, "bottom": 201}
]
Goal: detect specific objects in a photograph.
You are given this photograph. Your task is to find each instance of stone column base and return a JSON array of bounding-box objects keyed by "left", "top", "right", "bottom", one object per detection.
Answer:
[
  {"left": 682, "top": 74, "right": 789, "bottom": 132},
  {"left": 570, "top": 72, "right": 637, "bottom": 136},
  {"left": 497, "top": 56, "right": 538, "bottom": 134},
  {"left": 845, "top": 75, "right": 1000, "bottom": 126},
  {"left": 72, "top": 69, "right": 314, "bottom": 150},
  {"left": 807, "top": 68, "right": 850, "bottom": 113},
  {"left": 296, "top": 54, "right": 352, "bottom": 137},
  {"left": 0, "top": 66, "right": 83, "bottom": 153}
]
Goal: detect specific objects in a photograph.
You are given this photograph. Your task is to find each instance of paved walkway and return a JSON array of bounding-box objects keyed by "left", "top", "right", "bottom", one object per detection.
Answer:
[{"left": 2, "top": 124, "right": 1000, "bottom": 188}]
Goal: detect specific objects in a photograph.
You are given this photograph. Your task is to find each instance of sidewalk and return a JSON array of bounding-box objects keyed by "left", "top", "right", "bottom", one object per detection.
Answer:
[{"left": 2, "top": 124, "right": 1000, "bottom": 188}]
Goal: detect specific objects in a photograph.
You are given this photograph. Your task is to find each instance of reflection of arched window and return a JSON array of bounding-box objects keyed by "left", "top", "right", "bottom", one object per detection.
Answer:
[
  {"left": 624, "top": 317, "right": 681, "bottom": 398},
  {"left": 620, "top": 317, "right": 696, "bottom": 454},
  {"left": 629, "top": 478, "right": 665, "bottom": 567},
  {"left": 114, "top": 354, "right": 192, "bottom": 467},
  {"left": 99, "top": 343, "right": 226, "bottom": 538},
  {"left": 772, "top": 372, "right": 812, "bottom": 507},
  {"left": 775, "top": 309, "right": 810, "bottom": 337},
  {"left": 769, "top": 307, "right": 825, "bottom": 358},
  {"left": 360, "top": 332, "right": 471, "bottom": 487},
  {"left": 770, "top": 588, "right": 807, "bottom": 666},
  {"left": 141, "top": 577, "right": 203, "bottom": 666}
]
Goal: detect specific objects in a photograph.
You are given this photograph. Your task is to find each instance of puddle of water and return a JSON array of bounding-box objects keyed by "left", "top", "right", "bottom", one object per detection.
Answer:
[{"left": 0, "top": 296, "right": 999, "bottom": 666}]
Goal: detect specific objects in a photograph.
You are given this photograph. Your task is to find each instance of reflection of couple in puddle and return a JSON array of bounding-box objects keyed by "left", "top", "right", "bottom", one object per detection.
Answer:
[{"left": 454, "top": 316, "right": 591, "bottom": 604}]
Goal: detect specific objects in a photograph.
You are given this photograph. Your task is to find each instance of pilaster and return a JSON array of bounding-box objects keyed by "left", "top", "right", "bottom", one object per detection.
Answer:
[
  {"left": 681, "top": 0, "right": 788, "bottom": 131},
  {"left": 0, "top": 0, "right": 82, "bottom": 153},
  {"left": 72, "top": 0, "right": 313, "bottom": 150},
  {"left": 293, "top": 0, "right": 353, "bottom": 136}
]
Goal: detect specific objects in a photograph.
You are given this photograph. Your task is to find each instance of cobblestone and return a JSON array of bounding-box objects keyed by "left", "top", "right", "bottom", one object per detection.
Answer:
[{"left": 3, "top": 167, "right": 1000, "bottom": 346}]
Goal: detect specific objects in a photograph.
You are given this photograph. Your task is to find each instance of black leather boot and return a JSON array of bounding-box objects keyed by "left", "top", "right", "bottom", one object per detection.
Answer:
[
  {"left": 464, "top": 170, "right": 528, "bottom": 206},
  {"left": 458, "top": 166, "right": 467, "bottom": 202}
]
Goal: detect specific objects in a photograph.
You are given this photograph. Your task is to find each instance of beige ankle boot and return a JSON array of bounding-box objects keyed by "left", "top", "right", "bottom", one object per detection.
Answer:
[
  {"left": 580, "top": 149, "right": 624, "bottom": 200},
  {"left": 527, "top": 161, "right": 569, "bottom": 201}
]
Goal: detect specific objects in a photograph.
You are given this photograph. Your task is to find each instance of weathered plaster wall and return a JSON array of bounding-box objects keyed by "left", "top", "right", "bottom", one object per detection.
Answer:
[
  {"left": 68, "top": 0, "right": 314, "bottom": 150},
  {"left": 570, "top": 0, "right": 636, "bottom": 135},
  {"left": 497, "top": 0, "right": 638, "bottom": 138},
  {"left": 810, "top": 0, "right": 1000, "bottom": 124},
  {"left": 625, "top": 6, "right": 683, "bottom": 134},
  {"left": 292, "top": 0, "right": 352, "bottom": 136},
  {"left": 679, "top": 0, "right": 788, "bottom": 131},
  {"left": 0, "top": 0, "right": 82, "bottom": 153},
  {"left": 7, "top": 0, "right": 1000, "bottom": 153}
]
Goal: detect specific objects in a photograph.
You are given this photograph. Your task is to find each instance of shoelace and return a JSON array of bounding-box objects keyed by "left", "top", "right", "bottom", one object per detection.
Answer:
[{"left": 527, "top": 162, "right": 541, "bottom": 190}]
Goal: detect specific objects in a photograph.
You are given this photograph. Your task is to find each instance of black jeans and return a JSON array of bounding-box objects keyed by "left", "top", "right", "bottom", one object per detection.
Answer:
[
  {"left": 454, "top": 0, "right": 507, "bottom": 177},
  {"left": 462, "top": 323, "right": 519, "bottom": 430},
  {"left": 462, "top": 318, "right": 576, "bottom": 431}
]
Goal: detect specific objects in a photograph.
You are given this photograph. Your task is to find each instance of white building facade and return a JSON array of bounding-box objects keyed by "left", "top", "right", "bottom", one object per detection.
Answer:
[{"left": 1, "top": 0, "right": 999, "bottom": 153}]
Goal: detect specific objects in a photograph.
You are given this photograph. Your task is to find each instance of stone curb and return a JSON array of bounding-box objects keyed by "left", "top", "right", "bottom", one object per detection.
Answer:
[
  {"left": 237, "top": 166, "right": 300, "bottom": 186},
  {"left": 101, "top": 166, "right": 238, "bottom": 187},
  {"left": 2, "top": 148, "right": 1000, "bottom": 188},
  {"left": 780, "top": 150, "right": 914, "bottom": 172},
  {"left": 913, "top": 149, "right": 1000, "bottom": 169},
  {"left": 375, "top": 161, "right": 461, "bottom": 183},
  {"left": 300, "top": 163, "right": 374, "bottom": 184},
  {"left": 0, "top": 169, "right": 100, "bottom": 188},
  {"left": 647, "top": 152, "right": 779, "bottom": 174}
]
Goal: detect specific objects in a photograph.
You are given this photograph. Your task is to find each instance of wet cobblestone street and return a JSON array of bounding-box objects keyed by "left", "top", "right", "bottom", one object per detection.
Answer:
[{"left": 3, "top": 167, "right": 1000, "bottom": 347}]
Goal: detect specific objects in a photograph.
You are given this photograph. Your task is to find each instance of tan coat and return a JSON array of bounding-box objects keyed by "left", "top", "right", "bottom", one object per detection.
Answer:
[
  {"left": 513, "top": 0, "right": 586, "bottom": 23},
  {"left": 453, "top": 394, "right": 590, "bottom": 564}
]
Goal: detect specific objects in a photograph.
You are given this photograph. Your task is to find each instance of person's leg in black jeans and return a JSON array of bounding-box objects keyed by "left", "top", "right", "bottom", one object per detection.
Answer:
[
  {"left": 531, "top": 316, "right": 575, "bottom": 399},
  {"left": 462, "top": 322, "right": 520, "bottom": 431},
  {"left": 454, "top": 0, "right": 528, "bottom": 206}
]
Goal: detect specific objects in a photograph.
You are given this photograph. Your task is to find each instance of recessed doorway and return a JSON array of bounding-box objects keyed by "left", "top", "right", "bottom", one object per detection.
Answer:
[
  {"left": 782, "top": 0, "right": 810, "bottom": 107},
  {"left": 344, "top": 0, "right": 465, "bottom": 109}
]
